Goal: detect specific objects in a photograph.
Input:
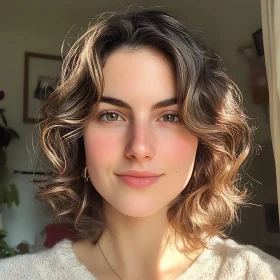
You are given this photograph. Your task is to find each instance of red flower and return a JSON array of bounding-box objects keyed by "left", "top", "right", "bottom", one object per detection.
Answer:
[{"left": 0, "top": 91, "right": 4, "bottom": 100}]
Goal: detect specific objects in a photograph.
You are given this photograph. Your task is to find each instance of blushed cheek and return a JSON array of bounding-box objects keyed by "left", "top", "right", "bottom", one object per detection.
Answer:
[
  {"left": 84, "top": 130, "right": 122, "bottom": 168},
  {"left": 165, "top": 135, "right": 198, "bottom": 171}
]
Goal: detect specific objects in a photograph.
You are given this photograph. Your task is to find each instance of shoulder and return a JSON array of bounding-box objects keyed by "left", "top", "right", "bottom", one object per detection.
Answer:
[
  {"left": 0, "top": 239, "right": 73, "bottom": 280},
  {"left": 209, "top": 236, "right": 280, "bottom": 279}
]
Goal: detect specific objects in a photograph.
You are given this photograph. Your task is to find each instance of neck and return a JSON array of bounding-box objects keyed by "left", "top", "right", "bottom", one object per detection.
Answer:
[{"left": 98, "top": 201, "right": 202, "bottom": 279}]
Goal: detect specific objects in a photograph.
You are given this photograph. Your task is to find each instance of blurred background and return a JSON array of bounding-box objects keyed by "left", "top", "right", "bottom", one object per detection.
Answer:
[{"left": 0, "top": 0, "right": 278, "bottom": 258}]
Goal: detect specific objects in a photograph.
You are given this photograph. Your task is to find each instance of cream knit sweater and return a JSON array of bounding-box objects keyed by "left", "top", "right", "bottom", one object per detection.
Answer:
[{"left": 0, "top": 236, "right": 279, "bottom": 279}]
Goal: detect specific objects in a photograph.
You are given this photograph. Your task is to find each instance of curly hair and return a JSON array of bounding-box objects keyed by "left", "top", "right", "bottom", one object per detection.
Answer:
[{"left": 34, "top": 7, "right": 254, "bottom": 253}]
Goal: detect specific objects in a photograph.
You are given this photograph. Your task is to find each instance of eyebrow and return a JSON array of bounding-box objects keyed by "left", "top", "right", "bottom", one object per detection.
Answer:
[{"left": 100, "top": 96, "right": 177, "bottom": 110}]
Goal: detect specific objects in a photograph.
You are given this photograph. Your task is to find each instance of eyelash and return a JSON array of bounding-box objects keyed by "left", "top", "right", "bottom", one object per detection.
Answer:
[{"left": 97, "top": 110, "right": 180, "bottom": 125}]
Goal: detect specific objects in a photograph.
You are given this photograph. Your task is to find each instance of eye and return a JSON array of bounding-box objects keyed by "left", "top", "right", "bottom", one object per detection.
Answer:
[
  {"left": 160, "top": 113, "right": 180, "bottom": 124},
  {"left": 98, "top": 111, "right": 124, "bottom": 123}
]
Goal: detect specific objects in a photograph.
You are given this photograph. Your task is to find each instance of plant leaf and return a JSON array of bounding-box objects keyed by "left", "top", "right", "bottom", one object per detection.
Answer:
[
  {"left": 0, "top": 166, "right": 9, "bottom": 181},
  {"left": 6, "top": 128, "right": 19, "bottom": 139},
  {"left": 0, "top": 148, "right": 6, "bottom": 167},
  {"left": 0, "top": 128, "right": 11, "bottom": 147},
  {"left": 0, "top": 111, "right": 7, "bottom": 127},
  {"left": 0, "top": 250, "right": 6, "bottom": 258},
  {"left": 0, "top": 187, "right": 6, "bottom": 204},
  {"left": 0, "top": 229, "right": 7, "bottom": 238},
  {"left": 0, "top": 239, "right": 16, "bottom": 257},
  {"left": 10, "top": 184, "right": 19, "bottom": 206},
  {"left": 6, "top": 189, "right": 12, "bottom": 208}
]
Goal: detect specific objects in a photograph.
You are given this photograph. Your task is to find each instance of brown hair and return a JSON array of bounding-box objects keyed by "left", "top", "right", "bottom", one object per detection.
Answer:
[{"left": 34, "top": 7, "right": 255, "bottom": 253}]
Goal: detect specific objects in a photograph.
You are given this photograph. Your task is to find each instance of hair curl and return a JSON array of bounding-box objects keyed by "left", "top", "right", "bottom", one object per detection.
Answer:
[{"left": 34, "top": 7, "right": 255, "bottom": 253}]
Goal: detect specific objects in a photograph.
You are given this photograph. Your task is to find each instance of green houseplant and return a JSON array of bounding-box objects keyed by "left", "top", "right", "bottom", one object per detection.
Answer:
[{"left": 0, "top": 90, "right": 20, "bottom": 257}]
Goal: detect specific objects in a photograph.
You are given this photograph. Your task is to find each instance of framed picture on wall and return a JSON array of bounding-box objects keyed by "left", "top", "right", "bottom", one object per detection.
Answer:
[{"left": 23, "top": 52, "right": 63, "bottom": 123}]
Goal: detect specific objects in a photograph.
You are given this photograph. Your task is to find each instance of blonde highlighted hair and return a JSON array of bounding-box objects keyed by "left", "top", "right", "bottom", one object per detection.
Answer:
[{"left": 34, "top": 7, "right": 255, "bottom": 253}]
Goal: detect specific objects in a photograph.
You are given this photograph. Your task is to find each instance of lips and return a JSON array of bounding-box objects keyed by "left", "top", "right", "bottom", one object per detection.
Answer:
[
  {"left": 116, "top": 170, "right": 162, "bottom": 189},
  {"left": 116, "top": 170, "right": 162, "bottom": 177}
]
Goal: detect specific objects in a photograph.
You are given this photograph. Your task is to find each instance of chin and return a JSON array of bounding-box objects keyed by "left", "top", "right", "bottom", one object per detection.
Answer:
[{"left": 111, "top": 199, "right": 166, "bottom": 218}]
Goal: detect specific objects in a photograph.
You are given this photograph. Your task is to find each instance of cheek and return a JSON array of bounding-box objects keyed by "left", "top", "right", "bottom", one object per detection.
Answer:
[
  {"left": 84, "top": 128, "right": 121, "bottom": 168},
  {"left": 164, "top": 133, "right": 198, "bottom": 170}
]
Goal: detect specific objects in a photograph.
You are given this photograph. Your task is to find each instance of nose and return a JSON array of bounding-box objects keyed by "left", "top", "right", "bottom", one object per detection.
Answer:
[{"left": 124, "top": 122, "right": 155, "bottom": 162}]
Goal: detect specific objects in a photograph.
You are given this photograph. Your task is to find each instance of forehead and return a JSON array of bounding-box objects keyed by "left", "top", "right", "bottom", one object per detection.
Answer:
[{"left": 101, "top": 47, "right": 177, "bottom": 103}]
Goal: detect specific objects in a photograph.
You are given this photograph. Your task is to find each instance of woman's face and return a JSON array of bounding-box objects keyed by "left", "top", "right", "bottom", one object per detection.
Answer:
[{"left": 84, "top": 47, "right": 198, "bottom": 217}]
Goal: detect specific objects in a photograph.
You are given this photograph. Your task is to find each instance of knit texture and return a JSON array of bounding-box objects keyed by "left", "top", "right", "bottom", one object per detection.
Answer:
[{"left": 0, "top": 236, "right": 279, "bottom": 279}]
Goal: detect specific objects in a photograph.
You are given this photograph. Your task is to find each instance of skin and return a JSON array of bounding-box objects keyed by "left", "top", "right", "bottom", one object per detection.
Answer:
[{"left": 73, "top": 47, "right": 201, "bottom": 280}]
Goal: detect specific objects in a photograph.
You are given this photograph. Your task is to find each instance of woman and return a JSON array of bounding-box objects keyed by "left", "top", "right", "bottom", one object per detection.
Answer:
[{"left": 1, "top": 7, "right": 279, "bottom": 280}]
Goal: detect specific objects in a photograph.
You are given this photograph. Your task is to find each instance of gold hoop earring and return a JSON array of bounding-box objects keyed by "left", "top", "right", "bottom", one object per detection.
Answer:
[{"left": 83, "top": 166, "right": 90, "bottom": 181}]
